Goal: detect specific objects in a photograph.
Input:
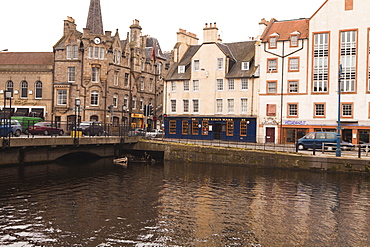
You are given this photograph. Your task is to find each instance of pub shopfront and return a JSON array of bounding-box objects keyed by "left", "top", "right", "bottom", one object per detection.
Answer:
[{"left": 164, "top": 116, "right": 257, "bottom": 142}]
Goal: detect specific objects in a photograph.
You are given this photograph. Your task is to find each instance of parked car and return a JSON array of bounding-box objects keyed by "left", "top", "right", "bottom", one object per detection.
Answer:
[
  {"left": 297, "top": 132, "right": 337, "bottom": 150},
  {"left": 324, "top": 140, "right": 355, "bottom": 151},
  {"left": 128, "top": 128, "right": 145, "bottom": 136},
  {"left": 9, "top": 119, "right": 22, "bottom": 137},
  {"left": 145, "top": 129, "right": 163, "bottom": 138},
  {"left": 28, "top": 122, "right": 64, "bottom": 136},
  {"left": 0, "top": 119, "right": 12, "bottom": 137},
  {"left": 79, "top": 121, "right": 105, "bottom": 136}
]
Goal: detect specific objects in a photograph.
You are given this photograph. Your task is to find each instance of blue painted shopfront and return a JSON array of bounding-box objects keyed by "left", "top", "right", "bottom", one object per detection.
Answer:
[{"left": 164, "top": 117, "right": 257, "bottom": 142}]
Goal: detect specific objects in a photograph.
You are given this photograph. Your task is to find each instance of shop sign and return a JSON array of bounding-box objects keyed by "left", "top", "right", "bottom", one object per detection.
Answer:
[
  {"left": 284, "top": 120, "right": 307, "bottom": 125},
  {"left": 131, "top": 113, "right": 143, "bottom": 118}
]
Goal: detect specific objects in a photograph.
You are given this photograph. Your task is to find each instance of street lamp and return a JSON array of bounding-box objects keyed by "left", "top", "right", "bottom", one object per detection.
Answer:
[
  {"left": 336, "top": 65, "right": 343, "bottom": 157},
  {"left": 122, "top": 104, "right": 127, "bottom": 136},
  {"left": 74, "top": 98, "right": 81, "bottom": 141}
]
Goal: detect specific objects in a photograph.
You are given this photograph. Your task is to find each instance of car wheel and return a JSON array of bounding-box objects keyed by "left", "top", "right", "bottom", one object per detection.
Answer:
[
  {"left": 58, "top": 130, "right": 64, "bottom": 136},
  {"left": 44, "top": 130, "right": 49, "bottom": 135},
  {"left": 15, "top": 130, "right": 21, "bottom": 137},
  {"left": 298, "top": 144, "right": 305, "bottom": 150}
]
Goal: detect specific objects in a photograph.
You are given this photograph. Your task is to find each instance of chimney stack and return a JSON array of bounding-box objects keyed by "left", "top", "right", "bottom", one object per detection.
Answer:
[{"left": 203, "top": 22, "right": 219, "bottom": 43}]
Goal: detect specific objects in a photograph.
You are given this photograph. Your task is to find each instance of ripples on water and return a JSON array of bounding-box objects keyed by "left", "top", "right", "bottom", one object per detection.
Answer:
[{"left": 1, "top": 159, "right": 370, "bottom": 246}]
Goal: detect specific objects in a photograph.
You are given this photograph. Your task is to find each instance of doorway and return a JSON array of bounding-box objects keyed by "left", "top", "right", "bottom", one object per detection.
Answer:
[
  {"left": 214, "top": 123, "right": 222, "bottom": 140},
  {"left": 265, "top": 127, "right": 275, "bottom": 143}
]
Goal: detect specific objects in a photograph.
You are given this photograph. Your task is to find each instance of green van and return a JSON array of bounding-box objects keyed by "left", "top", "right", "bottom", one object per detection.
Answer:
[{"left": 11, "top": 116, "right": 43, "bottom": 133}]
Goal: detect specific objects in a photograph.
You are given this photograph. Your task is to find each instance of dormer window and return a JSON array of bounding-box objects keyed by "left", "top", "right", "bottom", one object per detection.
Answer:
[
  {"left": 66, "top": 45, "right": 78, "bottom": 59},
  {"left": 290, "top": 31, "right": 300, "bottom": 47},
  {"left": 269, "top": 33, "right": 279, "bottom": 49},
  {"left": 113, "top": 50, "right": 121, "bottom": 64},
  {"left": 241, "top": 62, "right": 250, "bottom": 71},
  {"left": 178, "top": 65, "right": 185, "bottom": 74}
]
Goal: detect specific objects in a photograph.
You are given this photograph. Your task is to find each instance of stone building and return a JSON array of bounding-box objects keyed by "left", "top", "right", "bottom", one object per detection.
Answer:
[
  {"left": 0, "top": 52, "right": 53, "bottom": 119},
  {"left": 53, "top": 0, "right": 168, "bottom": 131}
]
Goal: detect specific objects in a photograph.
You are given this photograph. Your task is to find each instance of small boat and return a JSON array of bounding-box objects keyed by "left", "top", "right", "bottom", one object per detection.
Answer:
[{"left": 113, "top": 157, "right": 128, "bottom": 166}]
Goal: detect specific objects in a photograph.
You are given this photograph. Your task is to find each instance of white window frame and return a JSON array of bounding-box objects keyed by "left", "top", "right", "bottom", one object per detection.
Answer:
[
  {"left": 241, "top": 78, "right": 248, "bottom": 90},
  {"left": 183, "top": 80, "right": 189, "bottom": 92},
  {"left": 193, "top": 80, "right": 199, "bottom": 92},
  {"left": 227, "top": 99, "right": 234, "bottom": 113},
  {"left": 92, "top": 67, "right": 100, "bottom": 83},
  {"left": 90, "top": 91, "right": 99, "bottom": 106},
  {"left": 171, "top": 81, "right": 177, "bottom": 92},
  {"left": 217, "top": 58, "right": 224, "bottom": 70},
  {"left": 178, "top": 65, "right": 185, "bottom": 74},
  {"left": 171, "top": 99, "right": 177, "bottom": 113},
  {"left": 241, "top": 98, "right": 248, "bottom": 114},
  {"left": 241, "top": 62, "right": 250, "bottom": 70},
  {"left": 216, "top": 79, "right": 224, "bottom": 91},
  {"left": 68, "top": 67, "right": 76, "bottom": 82},
  {"left": 193, "top": 59, "right": 200, "bottom": 71},
  {"left": 192, "top": 99, "right": 199, "bottom": 113},
  {"left": 216, "top": 99, "right": 223, "bottom": 113},
  {"left": 228, "top": 79, "right": 235, "bottom": 91},
  {"left": 57, "top": 89, "right": 67, "bottom": 105},
  {"left": 183, "top": 99, "right": 189, "bottom": 113}
]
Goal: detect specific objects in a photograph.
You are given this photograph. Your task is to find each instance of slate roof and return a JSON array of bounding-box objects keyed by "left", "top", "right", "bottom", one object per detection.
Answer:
[
  {"left": 0, "top": 52, "right": 54, "bottom": 65},
  {"left": 86, "top": 0, "right": 104, "bottom": 35},
  {"left": 261, "top": 18, "right": 309, "bottom": 42},
  {"left": 165, "top": 41, "right": 256, "bottom": 81}
]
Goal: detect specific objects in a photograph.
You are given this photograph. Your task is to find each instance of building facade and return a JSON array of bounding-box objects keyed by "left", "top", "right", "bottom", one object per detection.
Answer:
[
  {"left": 164, "top": 24, "right": 259, "bottom": 142},
  {"left": 0, "top": 52, "right": 54, "bottom": 119},
  {"left": 258, "top": 0, "right": 370, "bottom": 145},
  {"left": 53, "top": 0, "right": 168, "bottom": 131}
]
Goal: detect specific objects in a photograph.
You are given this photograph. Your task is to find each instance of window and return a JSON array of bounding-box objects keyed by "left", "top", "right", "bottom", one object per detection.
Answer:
[
  {"left": 342, "top": 103, "right": 353, "bottom": 117},
  {"left": 241, "top": 78, "right": 248, "bottom": 90},
  {"left": 73, "top": 45, "right": 78, "bottom": 59},
  {"left": 290, "top": 35, "right": 298, "bottom": 47},
  {"left": 217, "top": 79, "right": 224, "bottom": 91},
  {"left": 114, "top": 50, "right": 121, "bottom": 64},
  {"left": 92, "top": 67, "right": 100, "bottom": 83},
  {"left": 68, "top": 67, "right": 76, "bottom": 82},
  {"left": 217, "top": 58, "right": 223, "bottom": 70},
  {"left": 267, "top": 104, "right": 276, "bottom": 116},
  {"left": 57, "top": 89, "right": 67, "bottom": 105},
  {"left": 267, "top": 81, "right": 277, "bottom": 93},
  {"left": 227, "top": 121, "right": 234, "bottom": 136},
  {"left": 288, "top": 103, "right": 298, "bottom": 117},
  {"left": 88, "top": 47, "right": 93, "bottom": 58},
  {"left": 66, "top": 45, "right": 72, "bottom": 59},
  {"left": 182, "top": 121, "right": 189, "bottom": 135},
  {"left": 193, "top": 99, "right": 199, "bottom": 113},
  {"left": 140, "top": 77, "right": 145, "bottom": 91},
  {"left": 132, "top": 96, "right": 137, "bottom": 109},
  {"left": 289, "top": 81, "right": 298, "bottom": 93},
  {"left": 94, "top": 47, "right": 99, "bottom": 59},
  {"left": 289, "top": 58, "right": 299, "bottom": 71},
  {"left": 100, "top": 47, "right": 105, "bottom": 60},
  {"left": 113, "top": 94, "right": 118, "bottom": 108},
  {"left": 192, "top": 121, "right": 199, "bottom": 135},
  {"left": 313, "top": 33, "right": 329, "bottom": 92},
  {"left": 216, "top": 99, "right": 223, "bottom": 113},
  {"left": 139, "top": 97, "right": 143, "bottom": 110},
  {"left": 227, "top": 99, "right": 234, "bottom": 113},
  {"left": 183, "top": 80, "right": 189, "bottom": 92},
  {"left": 21, "top": 81, "right": 28, "bottom": 98},
  {"left": 240, "top": 121, "right": 247, "bottom": 136},
  {"left": 267, "top": 59, "right": 277, "bottom": 72},
  {"left": 171, "top": 81, "right": 177, "bottom": 92},
  {"left": 340, "top": 30, "right": 357, "bottom": 92},
  {"left": 90, "top": 91, "right": 99, "bottom": 106},
  {"left": 193, "top": 80, "right": 199, "bottom": 91},
  {"left": 114, "top": 71, "right": 119, "bottom": 86},
  {"left": 124, "top": 73, "right": 129, "bottom": 87},
  {"left": 171, "top": 99, "right": 176, "bottom": 112},
  {"left": 241, "top": 98, "right": 248, "bottom": 113},
  {"left": 149, "top": 78, "right": 153, "bottom": 91},
  {"left": 193, "top": 59, "right": 200, "bottom": 71},
  {"left": 183, "top": 99, "right": 189, "bottom": 113},
  {"left": 314, "top": 103, "right": 325, "bottom": 117},
  {"left": 228, "top": 79, "right": 235, "bottom": 91},
  {"left": 35, "top": 81, "right": 42, "bottom": 99},
  {"left": 241, "top": 62, "right": 250, "bottom": 70},
  {"left": 178, "top": 65, "right": 185, "bottom": 74},
  {"left": 202, "top": 121, "right": 209, "bottom": 135},
  {"left": 6, "top": 81, "right": 13, "bottom": 97},
  {"left": 124, "top": 95, "right": 128, "bottom": 108},
  {"left": 269, "top": 36, "right": 277, "bottom": 48},
  {"left": 169, "top": 120, "right": 176, "bottom": 134}
]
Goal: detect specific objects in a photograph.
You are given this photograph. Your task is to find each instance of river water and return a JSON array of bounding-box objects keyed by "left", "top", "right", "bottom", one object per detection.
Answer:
[{"left": 1, "top": 158, "right": 370, "bottom": 247}]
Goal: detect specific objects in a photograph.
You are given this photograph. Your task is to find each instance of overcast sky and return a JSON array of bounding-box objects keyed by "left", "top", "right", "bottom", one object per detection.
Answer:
[{"left": 1, "top": 0, "right": 325, "bottom": 53}]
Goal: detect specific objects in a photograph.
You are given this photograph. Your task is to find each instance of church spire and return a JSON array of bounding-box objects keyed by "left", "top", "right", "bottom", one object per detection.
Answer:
[{"left": 86, "top": 0, "right": 104, "bottom": 35}]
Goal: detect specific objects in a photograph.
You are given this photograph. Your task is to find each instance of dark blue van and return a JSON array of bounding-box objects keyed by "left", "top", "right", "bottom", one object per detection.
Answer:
[{"left": 297, "top": 132, "right": 337, "bottom": 150}]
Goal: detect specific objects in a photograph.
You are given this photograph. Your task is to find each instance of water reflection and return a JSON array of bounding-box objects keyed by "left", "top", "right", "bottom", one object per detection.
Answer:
[{"left": 1, "top": 160, "right": 370, "bottom": 246}]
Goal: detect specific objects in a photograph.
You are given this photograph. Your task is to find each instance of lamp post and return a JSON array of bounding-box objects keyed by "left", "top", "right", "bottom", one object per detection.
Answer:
[
  {"left": 336, "top": 65, "right": 343, "bottom": 157},
  {"left": 122, "top": 104, "right": 127, "bottom": 136},
  {"left": 74, "top": 98, "right": 81, "bottom": 141}
]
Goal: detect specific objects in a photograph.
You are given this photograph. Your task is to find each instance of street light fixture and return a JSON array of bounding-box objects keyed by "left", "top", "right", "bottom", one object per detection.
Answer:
[{"left": 74, "top": 98, "right": 81, "bottom": 142}]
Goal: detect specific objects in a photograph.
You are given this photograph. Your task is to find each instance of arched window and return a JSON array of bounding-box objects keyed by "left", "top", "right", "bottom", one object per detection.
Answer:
[
  {"left": 90, "top": 115, "right": 99, "bottom": 121},
  {"left": 123, "top": 94, "right": 129, "bottom": 108},
  {"left": 113, "top": 93, "right": 118, "bottom": 107},
  {"left": 35, "top": 81, "right": 42, "bottom": 99},
  {"left": 6, "top": 81, "right": 13, "bottom": 97},
  {"left": 132, "top": 96, "right": 137, "bottom": 109},
  {"left": 21, "top": 81, "right": 28, "bottom": 98}
]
